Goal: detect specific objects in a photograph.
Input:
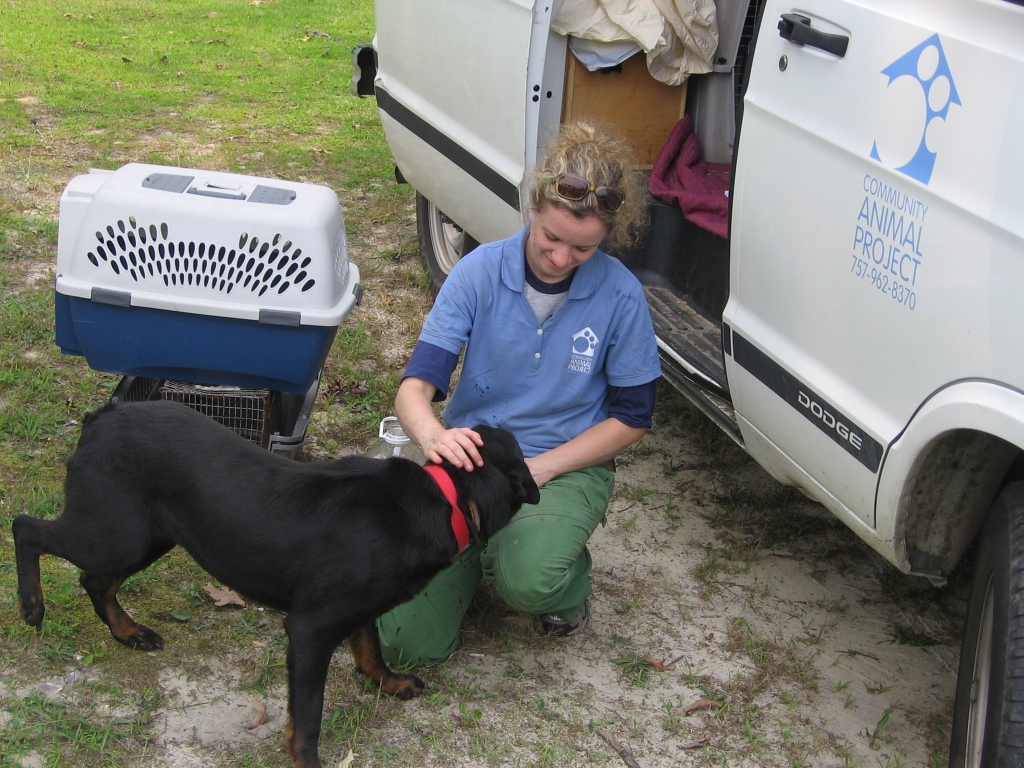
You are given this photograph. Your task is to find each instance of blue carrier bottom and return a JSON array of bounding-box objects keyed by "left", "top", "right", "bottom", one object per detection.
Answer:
[{"left": 55, "top": 291, "right": 337, "bottom": 394}]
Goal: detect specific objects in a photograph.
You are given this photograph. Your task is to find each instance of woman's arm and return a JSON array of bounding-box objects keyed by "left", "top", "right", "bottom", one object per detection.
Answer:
[
  {"left": 395, "top": 376, "right": 483, "bottom": 471},
  {"left": 525, "top": 417, "right": 647, "bottom": 487}
]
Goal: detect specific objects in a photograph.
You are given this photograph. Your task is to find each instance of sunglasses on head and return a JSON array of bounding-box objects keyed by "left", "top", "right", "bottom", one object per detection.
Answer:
[{"left": 553, "top": 173, "right": 625, "bottom": 213}]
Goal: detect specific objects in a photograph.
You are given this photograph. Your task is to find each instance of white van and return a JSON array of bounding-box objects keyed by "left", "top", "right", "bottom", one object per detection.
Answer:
[{"left": 353, "top": 1, "right": 1024, "bottom": 763}]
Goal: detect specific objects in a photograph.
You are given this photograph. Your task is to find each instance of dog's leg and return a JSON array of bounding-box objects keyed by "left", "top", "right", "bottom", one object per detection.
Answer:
[
  {"left": 13, "top": 515, "right": 48, "bottom": 628},
  {"left": 80, "top": 571, "right": 164, "bottom": 651},
  {"left": 347, "top": 623, "right": 425, "bottom": 700},
  {"left": 283, "top": 613, "right": 336, "bottom": 768}
]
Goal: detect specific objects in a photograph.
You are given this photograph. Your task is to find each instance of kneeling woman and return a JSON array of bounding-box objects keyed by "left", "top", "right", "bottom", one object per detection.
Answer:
[{"left": 379, "top": 122, "right": 661, "bottom": 663}]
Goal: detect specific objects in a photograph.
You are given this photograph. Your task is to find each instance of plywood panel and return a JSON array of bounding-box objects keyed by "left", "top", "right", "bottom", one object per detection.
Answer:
[{"left": 562, "top": 52, "right": 686, "bottom": 166}]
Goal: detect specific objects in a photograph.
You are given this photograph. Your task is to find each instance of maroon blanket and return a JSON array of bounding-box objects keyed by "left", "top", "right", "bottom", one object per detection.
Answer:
[{"left": 648, "top": 116, "right": 731, "bottom": 239}]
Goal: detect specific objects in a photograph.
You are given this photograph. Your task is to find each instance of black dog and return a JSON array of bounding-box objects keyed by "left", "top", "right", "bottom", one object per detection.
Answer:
[{"left": 13, "top": 400, "right": 539, "bottom": 768}]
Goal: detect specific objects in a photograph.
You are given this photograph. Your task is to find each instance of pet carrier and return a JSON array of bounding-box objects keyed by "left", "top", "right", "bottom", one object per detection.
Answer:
[{"left": 54, "top": 163, "right": 361, "bottom": 394}]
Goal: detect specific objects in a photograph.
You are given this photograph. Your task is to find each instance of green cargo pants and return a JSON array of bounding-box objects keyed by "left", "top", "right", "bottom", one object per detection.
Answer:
[{"left": 376, "top": 466, "right": 614, "bottom": 667}]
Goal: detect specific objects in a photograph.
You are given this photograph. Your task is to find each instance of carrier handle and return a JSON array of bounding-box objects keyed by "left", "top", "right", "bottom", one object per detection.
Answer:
[
  {"left": 778, "top": 13, "right": 849, "bottom": 58},
  {"left": 187, "top": 181, "right": 248, "bottom": 200}
]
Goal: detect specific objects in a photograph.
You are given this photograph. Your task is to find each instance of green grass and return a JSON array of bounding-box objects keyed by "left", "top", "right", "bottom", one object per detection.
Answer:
[
  {"left": 0, "top": 0, "right": 388, "bottom": 188},
  {"left": 0, "top": 2, "right": 425, "bottom": 765}
]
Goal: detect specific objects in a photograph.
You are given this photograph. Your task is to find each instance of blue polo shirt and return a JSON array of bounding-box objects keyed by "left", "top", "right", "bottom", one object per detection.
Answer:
[{"left": 416, "top": 226, "right": 661, "bottom": 457}]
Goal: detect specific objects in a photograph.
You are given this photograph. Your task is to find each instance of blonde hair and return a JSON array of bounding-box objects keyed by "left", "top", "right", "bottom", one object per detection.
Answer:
[{"left": 528, "top": 122, "right": 649, "bottom": 252}]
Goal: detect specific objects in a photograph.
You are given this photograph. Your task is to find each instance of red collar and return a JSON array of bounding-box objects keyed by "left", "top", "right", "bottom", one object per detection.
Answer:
[{"left": 423, "top": 464, "right": 471, "bottom": 552}]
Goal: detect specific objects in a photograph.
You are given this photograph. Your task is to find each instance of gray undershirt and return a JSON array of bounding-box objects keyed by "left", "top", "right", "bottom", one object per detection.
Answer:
[{"left": 524, "top": 283, "right": 569, "bottom": 324}]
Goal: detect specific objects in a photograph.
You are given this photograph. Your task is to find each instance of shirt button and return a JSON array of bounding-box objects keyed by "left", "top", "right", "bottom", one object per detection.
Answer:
[
  {"left": 535, "top": 352, "right": 541, "bottom": 358},
  {"left": 537, "top": 329, "right": 543, "bottom": 334}
]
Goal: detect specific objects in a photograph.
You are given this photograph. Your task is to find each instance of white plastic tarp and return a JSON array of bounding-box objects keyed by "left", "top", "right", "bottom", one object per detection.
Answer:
[{"left": 552, "top": 0, "right": 718, "bottom": 86}]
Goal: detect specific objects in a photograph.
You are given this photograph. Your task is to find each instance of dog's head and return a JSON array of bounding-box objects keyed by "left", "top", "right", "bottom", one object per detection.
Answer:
[{"left": 450, "top": 425, "right": 540, "bottom": 542}]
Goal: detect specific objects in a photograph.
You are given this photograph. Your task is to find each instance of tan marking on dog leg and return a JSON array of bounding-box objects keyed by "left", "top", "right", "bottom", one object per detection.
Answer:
[
  {"left": 347, "top": 624, "right": 424, "bottom": 700},
  {"left": 17, "top": 555, "right": 44, "bottom": 627},
  {"left": 286, "top": 716, "right": 296, "bottom": 762},
  {"left": 82, "top": 573, "right": 163, "bottom": 650}
]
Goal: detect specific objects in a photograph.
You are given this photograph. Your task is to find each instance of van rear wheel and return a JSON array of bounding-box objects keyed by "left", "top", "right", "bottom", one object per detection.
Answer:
[
  {"left": 950, "top": 482, "right": 1024, "bottom": 767},
  {"left": 416, "top": 193, "right": 477, "bottom": 294}
]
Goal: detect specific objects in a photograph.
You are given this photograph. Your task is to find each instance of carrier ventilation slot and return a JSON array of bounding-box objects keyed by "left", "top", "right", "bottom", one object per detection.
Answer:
[{"left": 86, "top": 219, "right": 317, "bottom": 296}]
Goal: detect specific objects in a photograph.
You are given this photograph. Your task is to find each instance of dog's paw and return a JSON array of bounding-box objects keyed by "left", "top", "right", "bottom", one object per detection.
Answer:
[
  {"left": 116, "top": 624, "right": 164, "bottom": 651},
  {"left": 391, "top": 674, "right": 425, "bottom": 701},
  {"left": 18, "top": 596, "right": 45, "bottom": 628}
]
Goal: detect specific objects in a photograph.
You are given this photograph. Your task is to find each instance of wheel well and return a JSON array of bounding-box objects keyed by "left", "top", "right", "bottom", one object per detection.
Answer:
[{"left": 903, "top": 429, "right": 1020, "bottom": 578}]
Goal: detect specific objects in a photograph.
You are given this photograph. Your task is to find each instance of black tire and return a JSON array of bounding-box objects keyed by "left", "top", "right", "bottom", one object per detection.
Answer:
[
  {"left": 416, "top": 193, "right": 478, "bottom": 295},
  {"left": 950, "top": 481, "right": 1024, "bottom": 767}
]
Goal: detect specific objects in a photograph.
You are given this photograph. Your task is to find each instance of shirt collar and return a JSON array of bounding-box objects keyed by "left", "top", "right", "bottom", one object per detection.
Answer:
[{"left": 500, "top": 223, "right": 604, "bottom": 300}]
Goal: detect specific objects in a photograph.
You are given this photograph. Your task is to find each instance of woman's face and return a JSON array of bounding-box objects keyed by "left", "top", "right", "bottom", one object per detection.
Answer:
[{"left": 526, "top": 202, "right": 609, "bottom": 284}]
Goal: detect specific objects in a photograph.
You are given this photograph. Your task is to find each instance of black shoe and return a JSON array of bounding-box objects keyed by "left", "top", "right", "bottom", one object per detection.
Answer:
[{"left": 539, "top": 602, "right": 589, "bottom": 637}]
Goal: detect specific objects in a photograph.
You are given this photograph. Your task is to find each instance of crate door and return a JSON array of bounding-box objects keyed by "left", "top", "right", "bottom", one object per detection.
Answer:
[
  {"left": 374, "top": 0, "right": 560, "bottom": 244},
  {"left": 725, "top": 0, "right": 1024, "bottom": 526}
]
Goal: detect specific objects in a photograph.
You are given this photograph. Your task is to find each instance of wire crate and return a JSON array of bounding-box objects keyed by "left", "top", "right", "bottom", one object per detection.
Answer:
[
  {"left": 111, "top": 375, "right": 164, "bottom": 403},
  {"left": 158, "top": 381, "right": 281, "bottom": 448},
  {"left": 108, "top": 374, "right": 318, "bottom": 457}
]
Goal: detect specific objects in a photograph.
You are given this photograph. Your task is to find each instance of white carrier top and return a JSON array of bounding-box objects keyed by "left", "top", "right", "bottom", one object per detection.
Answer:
[{"left": 56, "top": 163, "right": 358, "bottom": 327}]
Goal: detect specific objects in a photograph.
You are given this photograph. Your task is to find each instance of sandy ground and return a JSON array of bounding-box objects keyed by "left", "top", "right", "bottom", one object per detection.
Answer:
[
  {"left": 9, "top": 419, "right": 960, "bottom": 768},
  {"left": 3, "top": 205, "right": 964, "bottom": 768}
]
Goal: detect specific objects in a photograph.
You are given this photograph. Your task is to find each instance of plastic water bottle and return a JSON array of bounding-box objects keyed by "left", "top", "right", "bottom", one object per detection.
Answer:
[{"left": 366, "top": 417, "right": 426, "bottom": 464}]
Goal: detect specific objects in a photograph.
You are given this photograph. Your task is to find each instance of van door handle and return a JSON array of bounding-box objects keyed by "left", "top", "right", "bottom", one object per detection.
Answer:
[{"left": 778, "top": 13, "right": 849, "bottom": 58}]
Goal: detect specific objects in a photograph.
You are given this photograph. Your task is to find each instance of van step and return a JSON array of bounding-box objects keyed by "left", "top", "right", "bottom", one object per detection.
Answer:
[{"left": 645, "top": 287, "right": 729, "bottom": 396}]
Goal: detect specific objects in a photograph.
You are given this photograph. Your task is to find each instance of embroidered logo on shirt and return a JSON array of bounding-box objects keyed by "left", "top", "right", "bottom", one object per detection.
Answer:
[{"left": 568, "top": 327, "right": 599, "bottom": 373}]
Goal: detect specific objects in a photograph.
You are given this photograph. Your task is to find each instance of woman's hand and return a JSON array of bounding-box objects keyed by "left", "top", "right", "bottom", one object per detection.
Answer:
[
  {"left": 524, "top": 455, "right": 557, "bottom": 488},
  {"left": 524, "top": 418, "right": 647, "bottom": 487},
  {"left": 421, "top": 426, "right": 484, "bottom": 471},
  {"left": 395, "top": 377, "right": 484, "bottom": 471}
]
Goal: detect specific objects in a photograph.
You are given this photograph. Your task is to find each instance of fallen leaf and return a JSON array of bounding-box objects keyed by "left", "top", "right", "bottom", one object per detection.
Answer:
[
  {"left": 683, "top": 699, "right": 725, "bottom": 716},
  {"left": 337, "top": 750, "right": 355, "bottom": 768},
  {"left": 168, "top": 608, "right": 191, "bottom": 622},
  {"left": 204, "top": 583, "right": 246, "bottom": 608},
  {"left": 681, "top": 737, "right": 710, "bottom": 749},
  {"left": 645, "top": 655, "right": 676, "bottom": 672},
  {"left": 244, "top": 701, "right": 267, "bottom": 730}
]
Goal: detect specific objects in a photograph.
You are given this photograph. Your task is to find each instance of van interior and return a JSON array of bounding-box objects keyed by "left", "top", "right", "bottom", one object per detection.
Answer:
[{"left": 559, "top": 0, "right": 761, "bottom": 439}]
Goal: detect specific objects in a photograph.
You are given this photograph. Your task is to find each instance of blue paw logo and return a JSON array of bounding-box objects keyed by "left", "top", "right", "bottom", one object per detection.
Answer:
[
  {"left": 870, "top": 34, "right": 960, "bottom": 185},
  {"left": 571, "top": 327, "right": 599, "bottom": 357}
]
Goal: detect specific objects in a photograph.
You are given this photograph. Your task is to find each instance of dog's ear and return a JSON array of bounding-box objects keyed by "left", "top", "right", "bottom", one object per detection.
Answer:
[
  {"left": 510, "top": 466, "right": 540, "bottom": 506},
  {"left": 472, "top": 425, "right": 539, "bottom": 505},
  {"left": 461, "top": 465, "right": 515, "bottom": 541}
]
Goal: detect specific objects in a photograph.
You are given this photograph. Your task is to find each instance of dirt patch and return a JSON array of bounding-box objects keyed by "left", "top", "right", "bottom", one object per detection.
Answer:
[
  {"left": 6, "top": 411, "right": 961, "bottom": 767},
  {"left": 0, "top": 112, "right": 964, "bottom": 766}
]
